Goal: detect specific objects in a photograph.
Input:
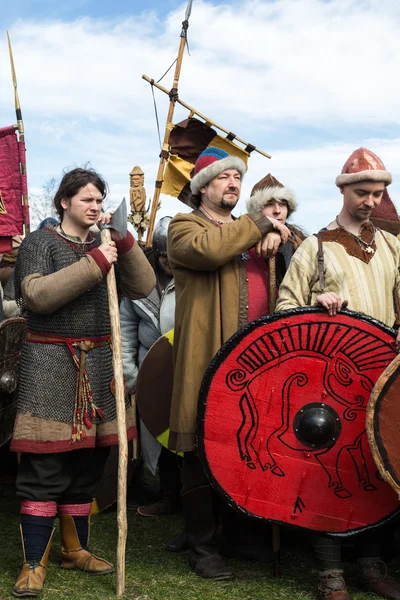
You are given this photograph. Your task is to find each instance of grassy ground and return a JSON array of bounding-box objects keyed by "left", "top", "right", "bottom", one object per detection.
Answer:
[{"left": 0, "top": 484, "right": 398, "bottom": 600}]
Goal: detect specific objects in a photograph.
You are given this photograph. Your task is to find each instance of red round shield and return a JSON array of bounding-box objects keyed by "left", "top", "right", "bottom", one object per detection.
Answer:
[{"left": 197, "top": 308, "right": 400, "bottom": 535}]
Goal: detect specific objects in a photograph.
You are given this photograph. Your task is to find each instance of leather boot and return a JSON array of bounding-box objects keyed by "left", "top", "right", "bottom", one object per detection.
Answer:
[
  {"left": 220, "top": 503, "right": 272, "bottom": 562},
  {"left": 317, "top": 569, "right": 353, "bottom": 600},
  {"left": 137, "top": 493, "right": 181, "bottom": 517},
  {"left": 182, "top": 485, "right": 233, "bottom": 581},
  {"left": 59, "top": 514, "right": 114, "bottom": 575},
  {"left": 359, "top": 558, "right": 400, "bottom": 599},
  {"left": 165, "top": 529, "right": 189, "bottom": 552},
  {"left": 13, "top": 526, "right": 55, "bottom": 598}
]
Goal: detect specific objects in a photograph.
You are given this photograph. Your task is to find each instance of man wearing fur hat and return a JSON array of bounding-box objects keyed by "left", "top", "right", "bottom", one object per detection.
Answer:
[
  {"left": 167, "top": 147, "right": 291, "bottom": 580},
  {"left": 247, "top": 173, "right": 305, "bottom": 284},
  {"left": 277, "top": 148, "right": 400, "bottom": 600}
]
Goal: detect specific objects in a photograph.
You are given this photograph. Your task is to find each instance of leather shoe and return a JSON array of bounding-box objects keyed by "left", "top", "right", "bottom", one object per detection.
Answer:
[
  {"left": 165, "top": 530, "right": 189, "bottom": 552},
  {"left": 359, "top": 559, "right": 400, "bottom": 599},
  {"left": 188, "top": 551, "right": 234, "bottom": 581},
  {"left": 317, "top": 569, "right": 353, "bottom": 600}
]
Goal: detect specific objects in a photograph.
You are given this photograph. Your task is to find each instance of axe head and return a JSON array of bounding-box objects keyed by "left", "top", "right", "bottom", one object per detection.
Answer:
[{"left": 101, "top": 198, "right": 127, "bottom": 238}]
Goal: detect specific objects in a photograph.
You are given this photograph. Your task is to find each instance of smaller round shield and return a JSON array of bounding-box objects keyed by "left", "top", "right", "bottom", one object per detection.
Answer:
[
  {"left": 0, "top": 317, "right": 27, "bottom": 447},
  {"left": 136, "top": 330, "right": 177, "bottom": 451},
  {"left": 368, "top": 353, "right": 400, "bottom": 495}
]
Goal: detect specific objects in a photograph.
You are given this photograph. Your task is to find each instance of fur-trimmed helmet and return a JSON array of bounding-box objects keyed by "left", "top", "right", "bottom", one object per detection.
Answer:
[
  {"left": 246, "top": 173, "right": 297, "bottom": 217},
  {"left": 336, "top": 148, "right": 392, "bottom": 188},
  {"left": 190, "top": 147, "right": 247, "bottom": 196}
]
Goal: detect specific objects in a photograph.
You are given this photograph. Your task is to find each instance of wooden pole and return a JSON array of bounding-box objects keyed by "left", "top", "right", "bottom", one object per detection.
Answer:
[
  {"left": 101, "top": 229, "right": 128, "bottom": 597},
  {"left": 142, "top": 74, "right": 272, "bottom": 160},
  {"left": 272, "top": 523, "right": 281, "bottom": 578},
  {"left": 145, "top": 2, "right": 193, "bottom": 246},
  {"left": 268, "top": 256, "right": 277, "bottom": 314},
  {"left": 131, "top": 394, "right": 139, "bottom": 460},
  {"left": 7, "top": 31, "right": 30, "bottom": 235}
]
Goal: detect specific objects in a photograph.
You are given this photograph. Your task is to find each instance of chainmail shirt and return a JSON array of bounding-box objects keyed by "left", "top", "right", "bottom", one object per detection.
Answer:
[{"left": 12, "top": 226, "right": 131, "bottom": 451}]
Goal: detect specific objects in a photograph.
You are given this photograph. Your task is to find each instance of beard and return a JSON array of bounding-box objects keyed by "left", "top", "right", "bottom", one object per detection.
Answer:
[{"left": 219, "top": 192, "right": 239, "bottom": 209}]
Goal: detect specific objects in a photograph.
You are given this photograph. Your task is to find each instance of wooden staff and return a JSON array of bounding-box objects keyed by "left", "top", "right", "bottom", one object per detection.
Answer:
[
  {"left": 268, "top": 256, "right": 277, "bottom": 314},
  {"left": 272, "top": 523, "right": 281, "bottom": 578},
  {"left": 101, "top": 227, "right": 128, "bottom": 597},
  {"left": 142, "top": 74, "right": 272, "bottom": 160},
  {"left": 145, "top": 0, "right": 193, "bottom": 246},
  {"left": 7, "top": 31, "right": 30, "bottom": 235}
]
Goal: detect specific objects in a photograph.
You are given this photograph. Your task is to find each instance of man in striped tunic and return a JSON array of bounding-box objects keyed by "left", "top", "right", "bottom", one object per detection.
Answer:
[{"left": 276, "top": 148, "right": 400, "bottom": 600}]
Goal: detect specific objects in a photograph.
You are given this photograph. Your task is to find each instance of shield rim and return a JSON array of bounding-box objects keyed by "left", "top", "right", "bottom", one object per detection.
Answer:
[
  {"left": 0, "top": 316, "right": 27, "bottom": 447},
  {"left": 197, "top": 306, "right": 400, "bottom": 537},
  {"left": 367, "top": 353, "right": 400, "bottom": 495}
]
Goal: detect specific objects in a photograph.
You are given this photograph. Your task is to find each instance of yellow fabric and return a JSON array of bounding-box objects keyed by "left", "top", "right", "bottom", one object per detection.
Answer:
[
  {"left": 161, "top": 133, "right": 249, "bottom": 198},
  {"left": 162, "top": 155, "right": 193, "bottom": 197},
  {"left": 165, "top": 328, "right": 174, "bottom": 344},
  {"left": 276, "top": 230, "right": 400, "bottom": 327},
  {"left": 210, "top": 135, "right": 249, "bottom": 164},
  {"left": 156, "top": 429, "right": 183, "bottom": 457}
]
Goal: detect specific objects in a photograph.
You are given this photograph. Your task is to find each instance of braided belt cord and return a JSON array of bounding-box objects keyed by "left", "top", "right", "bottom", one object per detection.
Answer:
[{"left": 26, "top": 332, "right": 111, "bottom": 442}]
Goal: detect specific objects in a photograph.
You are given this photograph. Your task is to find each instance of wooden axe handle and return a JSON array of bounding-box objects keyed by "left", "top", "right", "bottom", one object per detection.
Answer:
[{"left": 101, "top": 228, "right": 127, "bottom": 597}]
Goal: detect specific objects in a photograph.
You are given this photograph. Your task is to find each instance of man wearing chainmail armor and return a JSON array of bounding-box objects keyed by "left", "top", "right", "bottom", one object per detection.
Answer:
[{"left": 11, "top": 167, "right": 155, "bottom": 597}]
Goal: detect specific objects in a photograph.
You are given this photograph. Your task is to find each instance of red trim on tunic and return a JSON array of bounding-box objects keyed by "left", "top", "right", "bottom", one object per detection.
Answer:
[
  {"left": 88, "top": 248, "right": 112, "bottom": 275},
  {"left": 10, "top": 426, "right": 137, "bottom": 454},
  {"left": 96, "top": 426, "right": 136, "bottom": 447},
  {"left": 115, "top": 231, "right": 135, "bottom": 254},
  {"left": 58, "top": 503, "right": 92, "bottom": 516},
  {"left": 245, "top": 247, "right": 270, "bottom": 322},
  {"left": 20, "top": 500, "right": 57, "bottom": 517}
]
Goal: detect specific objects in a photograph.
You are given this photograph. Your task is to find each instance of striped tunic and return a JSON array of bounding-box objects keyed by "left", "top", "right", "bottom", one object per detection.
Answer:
[{"left": 276, "top": 229, "right": 400, "bottom": 327}]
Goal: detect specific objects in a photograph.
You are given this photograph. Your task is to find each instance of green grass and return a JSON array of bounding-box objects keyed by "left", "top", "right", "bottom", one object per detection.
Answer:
[{"left": 0, "top": 485, "right": 397, "bottom": 600}]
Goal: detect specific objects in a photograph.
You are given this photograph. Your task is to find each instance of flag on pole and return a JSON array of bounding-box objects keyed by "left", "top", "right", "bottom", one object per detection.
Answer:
[
  {"left": 0, "top": 125, "right": 28, "bottom": 253},
  {"left": 162, "top": 118, "right": 249, "bottom": 207}
]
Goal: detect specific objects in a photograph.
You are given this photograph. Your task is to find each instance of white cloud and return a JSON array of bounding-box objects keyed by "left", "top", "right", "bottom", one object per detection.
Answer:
[
  {"left": 1, "top": 0, "right": 400, "bottom": 236},
  {"left": 3, "top": 0, "right": 400, "bottom": 125}
]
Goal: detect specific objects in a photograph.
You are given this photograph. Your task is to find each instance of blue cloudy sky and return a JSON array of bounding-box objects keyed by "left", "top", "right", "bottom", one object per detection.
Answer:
[{"left": 1, "top": 0, "right": 400, "bottom": 233}]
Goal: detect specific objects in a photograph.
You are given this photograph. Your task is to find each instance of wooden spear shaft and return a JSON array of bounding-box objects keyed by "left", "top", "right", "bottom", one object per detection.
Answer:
[
  {"left": 268, "top": 256, "right": 277, "bottom": 314},
  {"left": 142, "top": 74, "right": 272, "bottom": 160},
  {"left": 101, "top": 229, "right": 128, "bottom": 597},
  {"left": 145, "top": 34, "right": 188, "bottom": 246},
  {"left": 7, "top": 31, "right": 30, "bottom": 235}
]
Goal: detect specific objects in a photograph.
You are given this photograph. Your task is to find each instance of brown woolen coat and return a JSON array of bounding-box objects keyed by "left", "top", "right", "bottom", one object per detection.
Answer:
[{"left": 167, "top": 209, "right": 273, "bottom": 452}]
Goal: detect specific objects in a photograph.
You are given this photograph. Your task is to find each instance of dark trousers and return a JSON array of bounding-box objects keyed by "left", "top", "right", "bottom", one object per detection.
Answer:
[
  {"left": 16, "top": 447, "right": 110, "bottom": 504},
  {"left": 181, "top": 452, "right": 219, "bottom": 557},
  {"left": 159, "top": 446, "right": 182, "bottom": 501},
  {"left": 181, "top": 451, "right": 209, "bottom": 494}
]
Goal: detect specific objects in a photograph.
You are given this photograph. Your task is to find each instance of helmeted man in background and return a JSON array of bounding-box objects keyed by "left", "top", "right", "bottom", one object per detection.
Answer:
[
  {"left": 167, "top": 147, "right": 290, "bottom": 580},
  {"left": 11, "top": 167, "right": 155, "bottom": 597},
  {"left": 277, "top": 148, "right": 400, "bottom": 600}
]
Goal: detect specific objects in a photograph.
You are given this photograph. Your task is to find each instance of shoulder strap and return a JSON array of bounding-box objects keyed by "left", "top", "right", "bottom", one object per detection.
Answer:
[
  {"left": 314, "top": 233, "right": 325, "bottom": 291},
  {"left": 378, "top": 228, "right": 400, "bottom": 325}
]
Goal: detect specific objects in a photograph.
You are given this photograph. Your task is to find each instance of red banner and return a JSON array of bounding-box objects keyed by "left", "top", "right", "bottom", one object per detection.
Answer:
[{"left": 0, "top": 125, "right": 26, "bottom": 253}]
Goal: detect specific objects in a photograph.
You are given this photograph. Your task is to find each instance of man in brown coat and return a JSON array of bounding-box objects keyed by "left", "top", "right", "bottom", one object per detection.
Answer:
[{"left": 168, "top": 147, "right": 290, "bottom": 579}]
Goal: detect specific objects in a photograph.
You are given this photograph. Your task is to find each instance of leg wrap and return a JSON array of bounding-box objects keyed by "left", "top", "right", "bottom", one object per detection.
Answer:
[
  {"left": 313, "top": 535, "right": 342, "bottom": 570},
  {"left": 20, "top": 501, "right": 57, "bottom": 563}
]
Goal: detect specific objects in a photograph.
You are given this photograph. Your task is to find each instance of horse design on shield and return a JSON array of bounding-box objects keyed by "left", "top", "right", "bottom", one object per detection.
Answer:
[{"left": 197, "top": 308, "right": 400, "bottom": 535}]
